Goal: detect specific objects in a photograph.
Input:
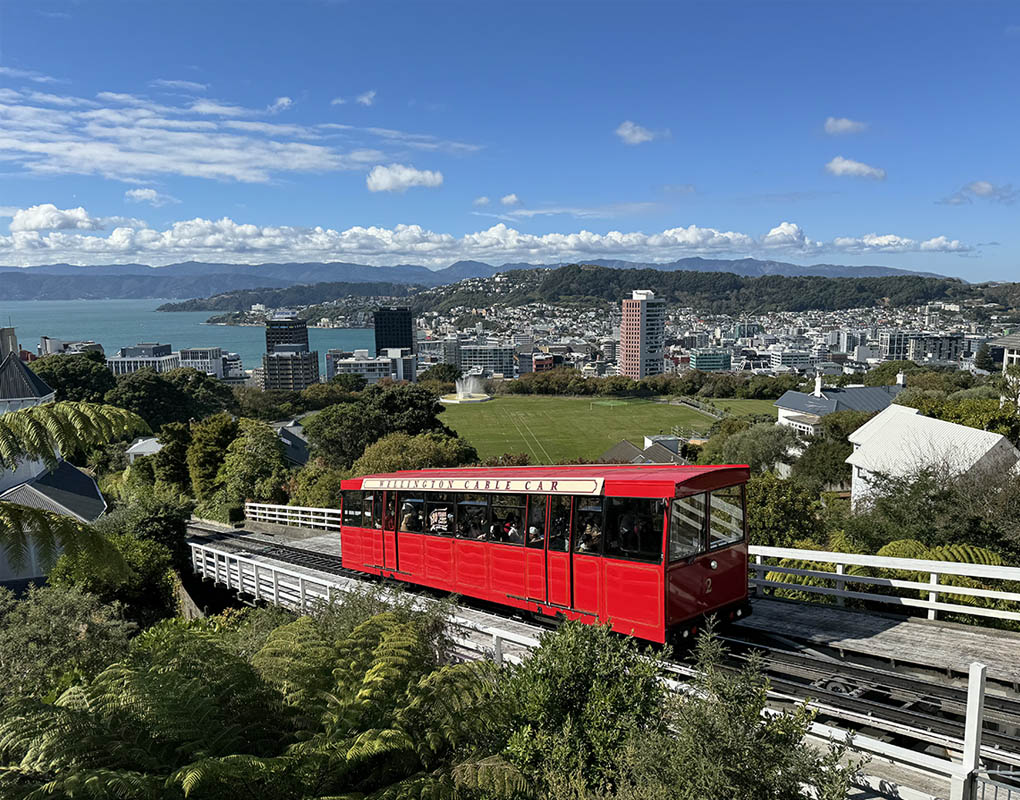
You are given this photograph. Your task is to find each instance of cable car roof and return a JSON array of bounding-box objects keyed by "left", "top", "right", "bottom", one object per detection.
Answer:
[{"left": 343, "top": 463, "right": 749, "bottom": 498}]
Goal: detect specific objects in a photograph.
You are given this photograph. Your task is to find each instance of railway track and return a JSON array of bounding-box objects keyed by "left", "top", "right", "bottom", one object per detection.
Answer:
[{"left": 187, "top": 523, "right": 1020, "bottom": 767}]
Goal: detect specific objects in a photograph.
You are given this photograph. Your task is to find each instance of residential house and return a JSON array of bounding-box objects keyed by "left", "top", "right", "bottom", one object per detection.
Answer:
[{"left": 775, "top": 374, "right": 904, "bottom": 435}]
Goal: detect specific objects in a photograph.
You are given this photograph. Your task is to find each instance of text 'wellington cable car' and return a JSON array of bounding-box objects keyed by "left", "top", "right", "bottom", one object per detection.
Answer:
[{"left": 338, "top": 464, "right": 751, "bottom": 643}]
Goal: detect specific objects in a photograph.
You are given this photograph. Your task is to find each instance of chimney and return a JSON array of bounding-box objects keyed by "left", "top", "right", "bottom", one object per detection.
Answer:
[
  {"left": 813, "top": 374, "right": 823, "bottom": 398},
  {"left": 896, "top": 371, "right": 906, "bottom": 387}
]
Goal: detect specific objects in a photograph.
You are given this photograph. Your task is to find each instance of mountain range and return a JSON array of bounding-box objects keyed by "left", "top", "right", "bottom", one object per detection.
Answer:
[{"left": 0, "top": 257, "right": 950, "bottom": 301}]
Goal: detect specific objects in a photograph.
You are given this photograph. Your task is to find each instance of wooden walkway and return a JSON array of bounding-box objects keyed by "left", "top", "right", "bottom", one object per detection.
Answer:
[{"left": 740, "top": 597, "right": 1020, "bottom": 687}]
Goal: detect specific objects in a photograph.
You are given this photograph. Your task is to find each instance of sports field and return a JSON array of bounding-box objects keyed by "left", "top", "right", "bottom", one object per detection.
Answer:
[
  {"left": 440, "top": 396, "right": 715, "bottom": 463},
  {"left": 711, "top": 398, "right": 779, "bottom": 418}
]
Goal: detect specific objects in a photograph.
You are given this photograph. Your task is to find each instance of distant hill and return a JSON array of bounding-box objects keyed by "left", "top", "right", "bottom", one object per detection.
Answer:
[{"left": 0, "top": 256, "right": 951, "bottom": 301}]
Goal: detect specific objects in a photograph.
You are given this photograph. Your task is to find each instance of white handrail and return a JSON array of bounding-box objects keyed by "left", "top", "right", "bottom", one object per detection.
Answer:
[
  {"left": 748, "top": 545, "right": 1020, "bottom": 624},
  {"left": 189, "top": 540, "right": 978, "bottom": 797}
]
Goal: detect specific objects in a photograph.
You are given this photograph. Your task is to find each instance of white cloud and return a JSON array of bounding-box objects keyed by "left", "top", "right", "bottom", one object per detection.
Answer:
[
  {"left": 365, "top": 163, "right": 443, "bottom": 192},
  {"left": 615, "top": 120, "right": 667, "bottom": 145},
  {"left": 330, "top": 96, "right": 347, "bottom": 105},
  {"left": 0, "top": 66, "right": 61, "bottom": 84},
  {"left": 473, "top": 196, "right": 490, "bottom": 206},
  {"left": 0, "top": 86, "right": 477, "bottom": 183},
  {"left": 939, "top": 180, "right": 1017, "bottom": 205},
  {"left": 9, "top": 204, "right": 103, "bottom": 232},
  {"left": 124, "top": 188, "right": 180, "bottom": 207},
  {"left": 0, "top": 207, "right": 18, "bottom": 218},
  {"left": 505, "top": 202, "right": 658, "bottom": 220},
  {"left": 501, "top": 193, "right": 520, "bottom": 206},
  {"left": 356, "top": 90, "right": 377, "bottom": 106},
  {"left": 0, "top": 207, "right": 973, "bottom": 267},
  {"left": 150, "top": 79, "right": 208, "bottom": 93},
  {"left": 267, "top": 96, "right": 293, "bottom": 114},
  {"left": 825, "top": 156, "right": 886, "bottom": 180},
  {"left": 824, "top": 116, "right": 868, "bottom": 135},
  {"left": 189, "top": 99, "right": 250, "bottom": 116}
]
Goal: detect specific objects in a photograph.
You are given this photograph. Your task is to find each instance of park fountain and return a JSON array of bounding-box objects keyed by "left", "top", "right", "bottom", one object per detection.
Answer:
[{"left": 440, "top": 375, "right": 492, "bottom": 404}]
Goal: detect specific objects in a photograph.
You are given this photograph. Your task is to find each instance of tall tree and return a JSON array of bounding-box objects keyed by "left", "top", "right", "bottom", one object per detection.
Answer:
[
  {"left": 104, "top": 368, "right": 190, "bottom": 430},
  {"left": 186, "top": 412, "right": 239, "bottom": 502},
  {"left": 352, "top": 431, "right": 478, "bottom": 475},
  {"left": 152, "top": 421, "right": 192, "bottom": 492},
  {"left": 29, "top": 351, "right": 115, "bottom": 403},
  {"left": 304, "top": 402, "right": 385, "bottom": 470},
  {"left": 164, "top": 367, "right": 238, "bottom": 419},
  {"left": 218, "top": 419, "right": 290, "bottom": 505}
]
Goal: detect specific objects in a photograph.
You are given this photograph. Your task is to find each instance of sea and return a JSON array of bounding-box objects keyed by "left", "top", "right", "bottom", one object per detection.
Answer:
[{"left": 0, "top": 299, "right": 375, "bottom": 372}]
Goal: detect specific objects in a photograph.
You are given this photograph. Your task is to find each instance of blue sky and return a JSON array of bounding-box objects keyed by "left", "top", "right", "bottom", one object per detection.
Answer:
[{"left": 0, "top": 1, "right": 1017, "bottom": 279}]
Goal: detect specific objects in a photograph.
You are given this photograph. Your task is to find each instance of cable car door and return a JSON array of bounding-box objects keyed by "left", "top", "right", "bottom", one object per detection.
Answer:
[
  {"left": 546, "top": 496, "right": 572, "bottom": 608},
  {"left": 382, "top": 492, "right": 398, "bottom": 571},
  {"left": 524, "top": 495, "right": 547, "bottom": 603}
]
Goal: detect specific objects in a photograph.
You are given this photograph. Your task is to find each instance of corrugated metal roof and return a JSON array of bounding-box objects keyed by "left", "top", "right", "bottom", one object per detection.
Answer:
[
  {"left": 0, "top": 461, "right": 107, "bottom": 522},
  {"left": 0, "top": 353, "right": 54, "bottom": 401},
  {"left": 990, "top": 334, "right": 1020, "bottom": 349},
  {"left": 775, "top": 385, "right": 902, "bottom": 416},
  {"left": 845, "top": 404, "right": 1020, "bottom": 475}
]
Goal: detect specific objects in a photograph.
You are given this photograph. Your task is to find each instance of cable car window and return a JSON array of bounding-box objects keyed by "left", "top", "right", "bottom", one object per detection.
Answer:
[
  {"left": 548, "top": 496, "right": 571, "bottom": 552},
  {"left": 457, "top": 493, "right": 489, "bottom": 540},
  {"left": 604, "top": 497, "right": 665, "bottom": 563},
  {"left": 425, "top": 493, "right": 455, "bottom": 535},
  {"left": 341, "top": 491, "right": 363, "bottom": 527},
  {"left": 526, "top": 495, "right": 547, "bottom": 548},
  {"left": 573, "top": 498, "right": 604, "bottom": 554},
  {"left": 373, "top": 491, "right": 384, "bottom": 529},
  {"left": 491, "top": 494, "right": 526, "bottom": 544},
  {"left": 709, "top": 486, "right": 745, "bottom": 549},
  {"left": 669, "top": 494, "right": 706, "bottom": 562},
  {"left": 398, "top": 493, "right": 425, "bottom": 532},
  {"left": 383, "top": 493, "right": 396, "bottom": 532}
]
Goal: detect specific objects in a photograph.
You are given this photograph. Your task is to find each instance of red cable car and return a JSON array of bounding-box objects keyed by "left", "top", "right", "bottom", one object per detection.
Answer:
[{"left": 338, "top": 464, "right": 750, "bottom": 644}]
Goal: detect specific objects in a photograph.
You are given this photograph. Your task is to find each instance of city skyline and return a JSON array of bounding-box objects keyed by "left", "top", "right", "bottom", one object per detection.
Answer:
[{"left": 0, "top": 2, "right": 1017, "bottom": 279}]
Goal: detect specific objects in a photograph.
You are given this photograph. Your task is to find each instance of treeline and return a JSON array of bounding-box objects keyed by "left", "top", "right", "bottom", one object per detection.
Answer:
[
  {"left": 499, "top": 367, "right": 804, "bottom": 399},
  {"left": 156, "top": 281, "right": 415, "bottom": 312},
  {"left": 419, "top": 264, "right": 972, "bottom": 314}
]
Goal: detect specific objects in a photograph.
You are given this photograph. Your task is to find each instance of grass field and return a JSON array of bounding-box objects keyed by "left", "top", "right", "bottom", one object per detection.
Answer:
[
  {"left": 711, "top": 398, "right": 779, "bottom": 418},
  {"left": 440, "top": 395, "right": 715, "bottom": 463}
]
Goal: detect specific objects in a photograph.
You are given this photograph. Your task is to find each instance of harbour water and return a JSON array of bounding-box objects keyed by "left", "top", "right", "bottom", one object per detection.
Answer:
[{"left": 0, "top": 299, "right": 375, "bottom": 372}]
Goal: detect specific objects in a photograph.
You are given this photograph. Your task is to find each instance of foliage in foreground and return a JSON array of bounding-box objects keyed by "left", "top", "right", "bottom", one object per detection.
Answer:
[
  {"left": 0, "top": 585, "right": 133, "bottom": 702},
  {"left": 0, "top": 581, "right": 859, "bottom": 800}
]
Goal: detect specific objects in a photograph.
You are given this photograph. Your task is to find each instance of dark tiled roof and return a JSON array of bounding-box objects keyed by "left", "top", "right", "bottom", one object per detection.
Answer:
[
  {"left": 599, "top": 440, "right": 643, "bottom": 463},
  {"left": 0, "top": 461, "right": 107, "bottom": 522},
  {"left": 638, "top": 442, "right": 686, "bottom": 464},
  {"left": 0, "top": 353, "right": 54, "bottom": 401},
  {"left": 774, "top": 384, "right": 903, "bottom": 416}
]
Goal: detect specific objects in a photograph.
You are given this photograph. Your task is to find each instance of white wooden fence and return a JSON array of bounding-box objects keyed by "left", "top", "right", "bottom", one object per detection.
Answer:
[
  {"left": 190, "top": 540, "right": 1001, "bottom": 800},
  {"left": 749, "top": 545, "right": 1020, "bottom": 624},
  {"left": 245, "top": 502, "right": 341, "bottom": 531}
]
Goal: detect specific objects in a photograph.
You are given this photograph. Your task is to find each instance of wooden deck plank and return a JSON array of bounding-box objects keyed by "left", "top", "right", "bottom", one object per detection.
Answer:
[{"left": 739, "top": 598, "right": 1020, "bottom": 682}]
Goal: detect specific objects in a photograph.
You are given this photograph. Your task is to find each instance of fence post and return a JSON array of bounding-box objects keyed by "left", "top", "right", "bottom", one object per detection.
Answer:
[
  {"left": 492, "top": 633, "right": 504, "bottom": 666},
  {"left": 754, "top": 554, "right": 762, "bottom": 596},
  {"left": 272, "top": 570, "right": 280, "bottom": 606},
  {"left": 950, "top": 662, "right": 987, "bottom": 800},
  {"left": 834, "top": 563, "right": 846, "bottom": 607},
  {"left": 928, "top": 572, "right": 940, "bottom": 621}
]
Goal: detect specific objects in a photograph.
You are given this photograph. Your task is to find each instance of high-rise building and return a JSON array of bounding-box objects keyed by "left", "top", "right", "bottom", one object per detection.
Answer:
[
  {"left": 263, "top": 348, "right": 319, "bottom": 391},
  {"left": 619, "top": 289, "right": 665, "bottom": 379},
  {"left": 879, "top": 330, "right": 918, "bottom": 361},
  {"left": 374, "top": 307, "right": 414, "bottom": 353},
  {"left": 265, "top": 311, "right": 310, "bottom": 354},
  {"left": 262, "top": 312, "right": 319, "bottom": 390},
  {"left": 107, "top": 343, "right": 181, "bottom": 375}
]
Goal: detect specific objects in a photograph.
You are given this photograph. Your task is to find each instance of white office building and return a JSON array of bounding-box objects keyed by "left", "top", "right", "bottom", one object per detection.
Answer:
[
  {"left": 179, "top": 347, "right": 224, "bottom": 378},
  {"left": 325, "top": 348, "right": 417, "bottom": 384},
  {"left": 107, "top": 343, "right": 181, "bottom": 375},
  {"left": 458, "top": 343, "right": 516, "bottom": 377}
]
